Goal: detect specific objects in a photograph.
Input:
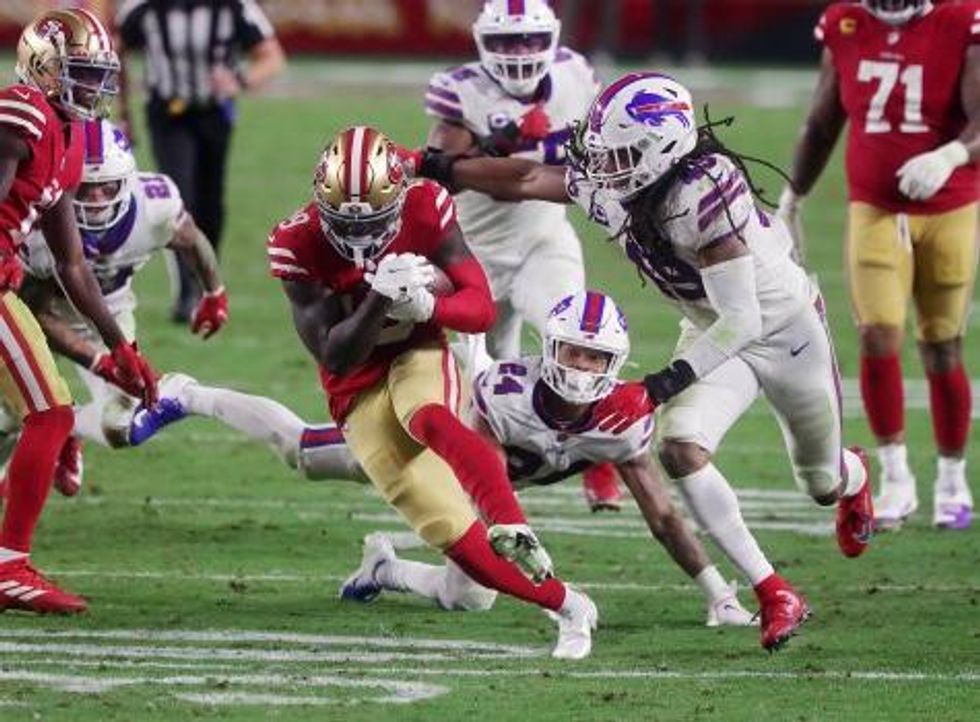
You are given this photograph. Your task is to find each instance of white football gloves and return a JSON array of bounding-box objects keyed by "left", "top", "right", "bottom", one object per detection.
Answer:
[
  {"left": 365, "top": 252, "right": 437, "bottom": 323},
  {"left": 896, "top": 140, "right": 969, "bottom": 202},
  {"left": 775, "top": 186, "right": 806, "bottom": 266}
]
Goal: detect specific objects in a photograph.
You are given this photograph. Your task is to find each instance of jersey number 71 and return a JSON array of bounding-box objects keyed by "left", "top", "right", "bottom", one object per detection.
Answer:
[{"left": 857, "top": 60, "right": 927, "bottom": 135}]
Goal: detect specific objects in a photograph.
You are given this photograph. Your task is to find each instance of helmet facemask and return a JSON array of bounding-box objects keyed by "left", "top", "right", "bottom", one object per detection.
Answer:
[
  {"left": 74, "top": 177, "right": 133, "bottom": 232},
  {"left": 541, "top": 338, "right": 624, "bottom": 405},
  {"left": 317, "top": 198, "right": 404, "bottom": 265},
  {"left": 862, "top": 0, "right": 929, "bottom": 25},
  {"left": 59, "top": 55, "right": 120, "bottom": 120},
  {"left": 476, "top": 30, "right": 557, "bottom": 97}
]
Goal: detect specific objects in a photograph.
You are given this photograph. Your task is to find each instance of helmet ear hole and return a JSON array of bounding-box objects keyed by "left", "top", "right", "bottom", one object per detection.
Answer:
[{"left": 661, "top": 140, "right": 677, "bottom": 154}]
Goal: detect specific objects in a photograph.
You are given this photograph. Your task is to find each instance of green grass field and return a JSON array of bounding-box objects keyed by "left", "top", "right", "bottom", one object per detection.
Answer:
[{"left": 0, "top": 63, "right": 978, "bottom": 721}]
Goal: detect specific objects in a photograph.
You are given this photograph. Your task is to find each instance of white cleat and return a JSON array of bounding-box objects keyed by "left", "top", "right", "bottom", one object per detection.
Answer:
[
  {"left": 933, "top": 483, "right": 973, "bottom": 531},
  {"left": 551, "top": 587, "right": 598, "bottom": 660},
  {"left": 705, "top": 582, "right": 757, "bottom": 627},
  {"left": 873, "top": 472, "right": 919, "bottom": 531},
  {"left": 487, "top": 524, "right": 553, "bottom": 582},
  {"left": 338, "top": 533, "right": 395, "bottom": 603}
]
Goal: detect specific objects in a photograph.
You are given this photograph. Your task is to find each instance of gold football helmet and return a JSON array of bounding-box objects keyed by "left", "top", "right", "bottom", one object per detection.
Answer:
[
  {"left": 313, "top": 126, "right": 408, "bottom": 264},
  {"left": 15, "top": 8, "right": 120, "bottom": 120}
]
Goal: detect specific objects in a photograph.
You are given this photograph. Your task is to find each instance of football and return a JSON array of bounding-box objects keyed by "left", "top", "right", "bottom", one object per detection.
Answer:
[{"left": 428, "top": 265, "right": 455, "bottom": 296}]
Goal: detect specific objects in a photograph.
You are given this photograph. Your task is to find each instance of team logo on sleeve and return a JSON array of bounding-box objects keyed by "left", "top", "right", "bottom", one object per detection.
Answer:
[
  {"left": 625, "top": 91, "right": 692, "bottom": 130},
  {"left": 488, "top": 111, "right": 513, "bottom": 131}
]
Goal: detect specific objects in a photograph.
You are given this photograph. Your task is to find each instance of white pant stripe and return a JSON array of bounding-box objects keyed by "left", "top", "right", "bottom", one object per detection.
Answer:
[{"left": 0, "top": 307, "right": 49, "bottom": 411}]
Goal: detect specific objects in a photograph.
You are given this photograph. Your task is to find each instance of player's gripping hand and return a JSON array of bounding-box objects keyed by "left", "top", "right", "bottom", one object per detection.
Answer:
[
  {"left": 89, "top": 353, "right": 120, "bottom": 386},
  {"left": 191, "top": 286, "right": 229, "bottom": 339},
  {"left": 366, "top": 253, "right": 435, "bottom": 304},
  {"left": 387, "top": 285, "right": 436, "bottom": 323},
  {"left": 110, "top": 341, "right": 159, "bottom": 407},
  {"left": 775, "top": 186, "right": 806, "bottom": 265},
  {"left": 592, "top": 382, "right": 656, "bottom": 435},
  {"left": 0, "top": 251, "right": 24, "bottom": 293},
  {"left": 896, "top": 141, "right": 969, "bottom": 201}
]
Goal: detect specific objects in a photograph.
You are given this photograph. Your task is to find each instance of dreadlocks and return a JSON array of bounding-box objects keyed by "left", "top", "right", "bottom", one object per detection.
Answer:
[{"left": 618, "top": 108, "right": 792, "bottom": 265}]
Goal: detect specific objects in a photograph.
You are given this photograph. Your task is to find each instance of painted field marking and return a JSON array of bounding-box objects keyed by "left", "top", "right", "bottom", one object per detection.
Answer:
[
  {"left": 0, "top": 671, "right": 447, "bottom": 705},
  {"left": 39, "top": 569, "right": 979, "bottom": 595},
  {"left": 0, "top": 629, "right": 540, "bottom": 707}
]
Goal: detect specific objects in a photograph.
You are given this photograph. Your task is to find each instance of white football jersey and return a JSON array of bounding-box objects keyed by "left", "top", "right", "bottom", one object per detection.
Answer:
[
  {"left": 472, "top": 357, "right": 654, "bottom": 489},
  {"left": 22, "top": 171, "right": 185, "bottom": 314},
  {"left": 565, "top": 153, "right": 813, "bottom": 334},
  {"left": 426, "top": 48, "right": 599, "bottom": 254}
]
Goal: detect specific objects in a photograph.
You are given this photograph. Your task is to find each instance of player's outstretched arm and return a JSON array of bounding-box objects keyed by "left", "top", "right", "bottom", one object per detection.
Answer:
[
  {"left": 42, "top": 192, "right": 158, "bottom": 405},
  {"left": 282, "top": 278, "right": 390, "bottom": 376},
  {"left": 169, "top": 213, "right": 229, "bottom": 338},
  {"left": 419, "top": 150, "right": 570, "bottom": 204},
  {"left": 616, "top": 454, "right": 714, "bottom": 578}
]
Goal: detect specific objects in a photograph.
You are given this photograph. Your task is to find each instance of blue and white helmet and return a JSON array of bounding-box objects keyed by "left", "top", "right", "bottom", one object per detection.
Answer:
[
  {"left": 581, "top": 73, "right": 697, "bottom": 202},
  {"left": 473, "top": 0, "right": 561, "bottom": 98},
  {"left": 74, "top": 119, "right": 137, "bottom": 232},
  {"left": 541, "top": 290, "right": 630, "bottom": 404}
]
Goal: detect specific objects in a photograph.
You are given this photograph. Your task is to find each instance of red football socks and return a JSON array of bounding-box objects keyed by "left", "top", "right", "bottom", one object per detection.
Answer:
[
  {"left": 409, "top": 403, "right": 527, "bottom": 525},
  {"left": 0, "top": 405, "right": 74, "bottom": 553},
  {"left": 860, "top": 354, "right": 904, "bottom": 439},
  {"left": 446, "top": 521, "right": 566, "bottom": 612},
  {"left": 926, "top": 364, "right": 971, "bottom": 454}
]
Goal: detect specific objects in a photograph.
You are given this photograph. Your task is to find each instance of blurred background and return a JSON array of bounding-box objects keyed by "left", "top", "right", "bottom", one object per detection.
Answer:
[{"left": 0, "top": 0, "right": 831, "bottom": 64}]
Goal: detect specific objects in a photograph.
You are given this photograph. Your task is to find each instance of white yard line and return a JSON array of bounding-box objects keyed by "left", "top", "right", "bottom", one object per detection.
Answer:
[{"left": 38, "top": 569, "right": 978, "bottom": 595}]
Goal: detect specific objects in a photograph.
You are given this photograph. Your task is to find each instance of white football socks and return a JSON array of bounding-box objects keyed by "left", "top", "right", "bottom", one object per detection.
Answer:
[
  {"left": 183, "top": 384, "right": 306, "bottom": 466},
  {"left": 877, "top": 443, "right": 912, "bottom": 481},
  {"left": 842, "top": 447, "right": 868, "bottom": 497},
  {"left": 677, "top": 463, "right": 775, "bottom": 586},
  {"left": 376, "top": 557, "right": 495, "bottom": 611},
  {"left": 937, "top": 456, "right": 969, "bottom": 496},
  {"left": 694, "top": 565, "right": 732, "bottom": 605}
]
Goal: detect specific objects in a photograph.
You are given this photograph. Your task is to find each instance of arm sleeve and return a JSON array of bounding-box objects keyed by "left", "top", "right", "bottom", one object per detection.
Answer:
[
  {"left": 676, "top": 255, "right": 763, "bottom": 379},
  {"left": 432, "top": 255, "right": 497, "bottom": 333},
  {"left": 235, "top": 0, "right": 276, "bottom": 50}
]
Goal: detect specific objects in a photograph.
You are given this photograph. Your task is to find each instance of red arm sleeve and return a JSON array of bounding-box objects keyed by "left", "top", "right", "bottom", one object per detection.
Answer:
[{"left": 431, "top": 256, "right": 497, "bottom": 332}]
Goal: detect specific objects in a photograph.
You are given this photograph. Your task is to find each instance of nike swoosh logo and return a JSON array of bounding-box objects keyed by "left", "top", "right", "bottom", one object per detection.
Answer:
[
  {"left": 790, "top": 342, "right": 810, "bottom": 357},
  {"left": 12, "top": 89, "right": 30, "bottom": 100}
]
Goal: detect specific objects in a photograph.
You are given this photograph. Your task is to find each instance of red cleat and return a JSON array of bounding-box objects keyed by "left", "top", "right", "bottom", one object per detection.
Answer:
[
  {"left": 756, "top": 574, "right": 811, "bottom": 652},
  {"left": 837, "top": 447, "right": 874, "bottom": 558},
  {"left": 0, "top": 558, "right": 87, "bottom": 614},
  {"left": 583, "top": 462, "right": 623, "bottom": 512},
  {"left": 53, "top": 436, "right": 83, "bottom": 498}
]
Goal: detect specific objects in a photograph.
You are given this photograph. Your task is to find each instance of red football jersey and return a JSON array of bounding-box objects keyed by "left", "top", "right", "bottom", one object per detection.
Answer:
[
  {"left": 268, "top": 180, "right": 457, "bottom": 423},
  {"left": 0, "top": 84, "right": 84, "bottom": 254},
  {"left": 817, "top": 2, "right": 980, "bottom": 213}
]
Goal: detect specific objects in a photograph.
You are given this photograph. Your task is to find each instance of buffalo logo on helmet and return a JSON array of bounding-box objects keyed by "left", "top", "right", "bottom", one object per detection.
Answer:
[
  {"left": 549, "top": 294, "right": 575, "bottom": 317},
  {"left": 625, "top": 90, "right": 692, "bottom": 130}
]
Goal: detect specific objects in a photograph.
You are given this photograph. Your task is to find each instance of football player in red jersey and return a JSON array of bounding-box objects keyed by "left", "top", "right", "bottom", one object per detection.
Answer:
[
  {"left": 779, "top": 0, "right": 980, "bottom": 531},
  {"left": 0, "top": 9, "right": 158, "bottom": 614},
  {"left": 268, "top": 126, "right": 598, "bottom": 659}
]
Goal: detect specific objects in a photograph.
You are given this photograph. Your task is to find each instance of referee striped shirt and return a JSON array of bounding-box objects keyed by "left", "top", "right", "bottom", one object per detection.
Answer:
[{"left": 116, "top": 0, "right": 275, "bottom": 105}]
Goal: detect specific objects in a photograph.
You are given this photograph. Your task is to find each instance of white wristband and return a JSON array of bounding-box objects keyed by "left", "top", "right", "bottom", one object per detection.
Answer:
[{"left": 937, "top": 140, "right": 970, "bottom": 168}]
